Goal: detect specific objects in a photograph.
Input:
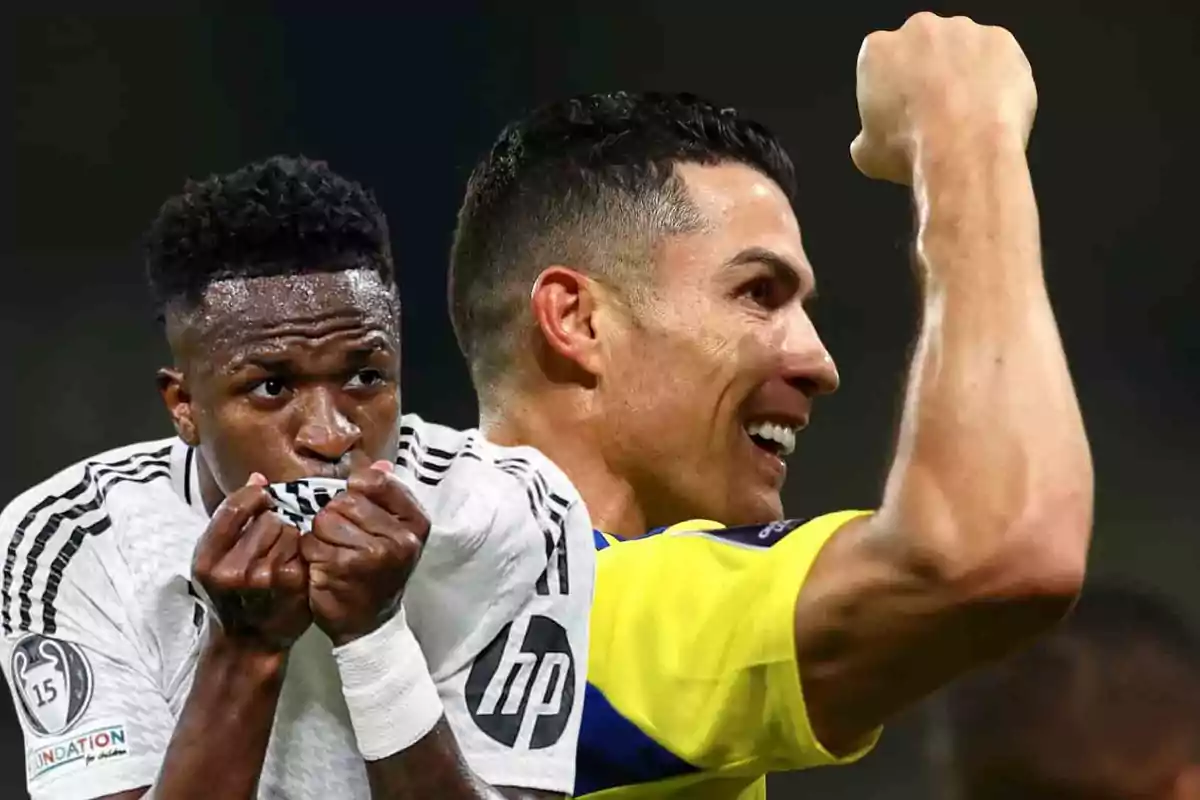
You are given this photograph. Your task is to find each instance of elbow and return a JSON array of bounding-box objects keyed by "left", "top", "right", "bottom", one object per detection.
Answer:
[
  {"left": 895, "top": 482, "right": 1092, "bottom": 640},
  {"left": 939, "top": 491, "right": 1092, "bottom": 630}
]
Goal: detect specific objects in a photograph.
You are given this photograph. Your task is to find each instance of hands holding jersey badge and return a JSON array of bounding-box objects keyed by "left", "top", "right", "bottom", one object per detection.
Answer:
[{"left": 192, "top": 463, "right": 429, "bottom": 653}]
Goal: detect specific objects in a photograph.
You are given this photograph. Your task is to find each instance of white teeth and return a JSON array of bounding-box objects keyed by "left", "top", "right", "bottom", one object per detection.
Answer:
[{"left": 745, "top": 421, "right": 798, "bottom": 457}]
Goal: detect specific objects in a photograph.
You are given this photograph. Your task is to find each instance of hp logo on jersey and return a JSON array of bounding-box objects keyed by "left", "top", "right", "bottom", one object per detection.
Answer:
[
  {"left": 10, "top": 633, "right": 94, "bottom": 736},
  {"left": 465, "top": 615, "right": 575, "bottom": 750}
]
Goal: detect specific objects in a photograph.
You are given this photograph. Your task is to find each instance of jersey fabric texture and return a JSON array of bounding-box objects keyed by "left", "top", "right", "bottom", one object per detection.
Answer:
[
  {"left": 575, "top": 514, "right": 881, "bottom": 799},
  {"left": 0, "top": 414, "right": 593, "bottom": 800}
]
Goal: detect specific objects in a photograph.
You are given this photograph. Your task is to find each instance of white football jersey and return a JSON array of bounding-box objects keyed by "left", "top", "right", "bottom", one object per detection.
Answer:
[{"left": 0, "top": 414, "right": 593, "bottom": 800}]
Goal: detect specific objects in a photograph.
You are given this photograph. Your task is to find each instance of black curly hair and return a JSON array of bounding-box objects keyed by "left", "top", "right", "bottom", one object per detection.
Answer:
[
  {"left": 448, "top": 91, "right": 797, "bottom": 393},
  {"left": 144, "top": 155, "right": 393, "bottom": 317}
]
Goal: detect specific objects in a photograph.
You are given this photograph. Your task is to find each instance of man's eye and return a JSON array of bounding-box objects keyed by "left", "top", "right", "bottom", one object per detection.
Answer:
[
  {"left": 346, "top": 369, "right": 385, "bottom": 389},
  {"left": 740, "top": 277, "right": 784, "bottom": 309},
  {"left": 250, "top": 378, "right": 288, "bottom": 398}
]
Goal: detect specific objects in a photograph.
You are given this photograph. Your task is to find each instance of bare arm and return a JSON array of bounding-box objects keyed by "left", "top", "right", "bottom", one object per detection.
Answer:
[
  {"left": 795, "top": 14, "right": 1093, "bottom": 755},
  {"left": 99, "top": 482, "right": 310, "bottom": 800},
  {"left": 307, "top": 466, "right": 576, "bottom": 800},
  {"left": 100, "top": 637, "right": 289, "bottom": 800},
  {"left": 362, "top": 718, "right": 563, "bottom": 800}
]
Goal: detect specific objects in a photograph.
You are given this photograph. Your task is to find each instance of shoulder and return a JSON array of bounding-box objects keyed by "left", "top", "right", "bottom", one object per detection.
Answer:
[
  {"left": 1, "top": 439, "right": 177, "bottom": 530},
  {"left": 398, "top": 414, "right": 581, "bottom": 527},
  {"left": 601, "top": 512, "right": 871, "bottom": 554},
  {"left": 0, "top": 438, "right": 177, "bottom": 637}
]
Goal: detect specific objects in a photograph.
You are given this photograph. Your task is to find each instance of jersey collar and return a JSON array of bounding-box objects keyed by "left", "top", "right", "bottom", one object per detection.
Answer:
[{"left": 169, "top": 439, "right": 207, "bottom": 517}]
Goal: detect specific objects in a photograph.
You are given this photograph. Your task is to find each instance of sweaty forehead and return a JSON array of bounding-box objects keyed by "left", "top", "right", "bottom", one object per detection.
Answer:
[
  {"left": 677, "top": 162, "right": 801, "bottom": 245},
  {"left": 169, "top": 269, "right": 399, "bottom": 353}
]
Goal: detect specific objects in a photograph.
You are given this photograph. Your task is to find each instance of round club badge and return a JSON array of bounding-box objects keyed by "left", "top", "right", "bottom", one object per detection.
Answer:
[{"left": 10, "top": 633, "right": 94, "bottom": 736}]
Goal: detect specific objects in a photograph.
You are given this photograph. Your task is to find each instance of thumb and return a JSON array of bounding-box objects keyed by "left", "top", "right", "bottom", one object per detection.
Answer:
[{"left": 849, "top": 131, "right": 875, "bottom": 178}]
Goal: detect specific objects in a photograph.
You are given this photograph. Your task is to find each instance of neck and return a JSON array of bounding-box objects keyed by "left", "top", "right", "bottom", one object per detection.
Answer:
[
  {"left": 196, "top": 452, "right": 227, "bottom": 517},
  {"left": 482, "top": 390, "right": 648, "bottom": 538}
]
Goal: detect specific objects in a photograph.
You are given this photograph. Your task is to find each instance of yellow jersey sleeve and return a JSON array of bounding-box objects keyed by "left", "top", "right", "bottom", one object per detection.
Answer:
[{"left": 585, "top": 511, "right": 880, "bottom": 788}]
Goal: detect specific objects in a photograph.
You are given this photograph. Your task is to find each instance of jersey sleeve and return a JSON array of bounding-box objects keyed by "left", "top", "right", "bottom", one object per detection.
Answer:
[
  {"left": 0, "top": 490, "right": 174, "bottom": 800},
  {"left": 399, "top": 430, "right": 593, "bottom": 794},
  {"left": 588, "top": 511, "right": 879, "bottom": 779}
]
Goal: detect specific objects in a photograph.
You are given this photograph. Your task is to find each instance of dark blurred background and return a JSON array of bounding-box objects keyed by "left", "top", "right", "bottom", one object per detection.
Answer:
[{"left": 5, "top": 3, "right": 1198, "bottom": 797}]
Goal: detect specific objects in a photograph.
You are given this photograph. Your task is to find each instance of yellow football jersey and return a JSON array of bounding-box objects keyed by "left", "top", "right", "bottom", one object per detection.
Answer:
[{"left": 575, "top": 512, "right": 880, "bottom": 798}]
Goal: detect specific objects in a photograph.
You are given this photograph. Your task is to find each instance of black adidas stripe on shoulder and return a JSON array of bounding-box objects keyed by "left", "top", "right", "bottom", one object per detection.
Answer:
[
  {"left": 397, "top": 426, "right": 573, "bottom": 595},
  {"left": 494, "top": 457, "right": 572, "bottom": 595},
  {"left": 2, "top": 445, "right": 172, "bottom": 635}
]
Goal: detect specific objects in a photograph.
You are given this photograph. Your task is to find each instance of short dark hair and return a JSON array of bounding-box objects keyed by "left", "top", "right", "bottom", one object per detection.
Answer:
[
  {"left": 144, "top": 155, "right": 393, "bottom": 316},
  {"left": 939, "top": 583, "right": 1200, "bottom": 799},
  {"left": 448, "top": 91, "right": 797, "bottom": 390}
]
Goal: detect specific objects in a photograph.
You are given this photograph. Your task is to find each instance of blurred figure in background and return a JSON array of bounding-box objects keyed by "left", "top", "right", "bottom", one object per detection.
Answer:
[{"left": 933, "top": 582, "right": 1200, "bottom": 800}]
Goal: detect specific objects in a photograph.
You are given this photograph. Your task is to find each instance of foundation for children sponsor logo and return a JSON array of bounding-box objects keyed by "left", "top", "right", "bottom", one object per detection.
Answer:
[{"left": 27, "top": 723, "right": 129, "bottom": 781}]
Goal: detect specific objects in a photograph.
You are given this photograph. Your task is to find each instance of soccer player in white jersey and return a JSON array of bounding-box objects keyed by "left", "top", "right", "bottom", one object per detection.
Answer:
[{"left": 0, "top": 156, "right": 592, "bottom": 799}]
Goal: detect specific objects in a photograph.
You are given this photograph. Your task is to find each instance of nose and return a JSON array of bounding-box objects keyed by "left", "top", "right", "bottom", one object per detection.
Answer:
[
  {"left": 294, "top": 388, "right": 362, "bottom": 463},
  {"left": 779, "top": 310, "right": 840, "bottom": 397}
]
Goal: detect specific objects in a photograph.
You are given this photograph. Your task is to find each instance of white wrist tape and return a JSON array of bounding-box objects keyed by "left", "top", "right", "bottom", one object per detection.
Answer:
[{"left": 333, "top": 609, "right": 443, "bottom": 760}]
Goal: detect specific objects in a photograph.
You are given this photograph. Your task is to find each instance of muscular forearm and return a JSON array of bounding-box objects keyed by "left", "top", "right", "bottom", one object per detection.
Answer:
[
  {"left": 879, "top": 127, "right": 1093, "bottom": 575},
  {"left": 797, "top": 127, "right": 1093, "bottom": 754},
  {"left": 364, "top": 718, "right": 561, "bottom": 800},
  {"left": 149, "top": 634, "right": 286, "bottom": 799}
]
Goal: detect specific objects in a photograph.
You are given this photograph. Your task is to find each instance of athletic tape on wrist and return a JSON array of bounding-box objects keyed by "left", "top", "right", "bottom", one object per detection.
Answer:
[{"left": 333, "top": 609, "right": 443, "bottom": 760}]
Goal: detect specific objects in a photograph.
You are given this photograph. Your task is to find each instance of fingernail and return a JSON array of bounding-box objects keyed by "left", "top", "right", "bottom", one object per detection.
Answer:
[
  {"left": 248, "top": 472, "right": 268, "bottom": 486},
  {"left": 371, "top": 460, "right": 392, "bottom": 472}
]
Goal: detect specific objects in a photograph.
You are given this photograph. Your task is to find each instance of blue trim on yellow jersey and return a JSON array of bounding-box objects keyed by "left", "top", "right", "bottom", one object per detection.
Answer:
[
  {"left": 579, "top": 527, "right": 702, "bottom": 796},
  {"left": 678, "top": 519, "right": 806, "bottom": 549},
  {"left": 579, "top": 514, "right": 879, "bottom": 798},
  {"left": 574, "top": 682, "right": 701, "bottom": 795}
]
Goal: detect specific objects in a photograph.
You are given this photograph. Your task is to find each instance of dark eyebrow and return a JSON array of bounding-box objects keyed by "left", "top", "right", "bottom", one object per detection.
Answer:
[
  {"left": 224, "top": 337, "right": 395, "bottom": 375},
  {"left": 723, "top": 246, "right": 818, "bottom": 302}
]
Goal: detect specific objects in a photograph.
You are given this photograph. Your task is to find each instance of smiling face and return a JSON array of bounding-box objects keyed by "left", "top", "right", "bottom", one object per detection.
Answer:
[
  {"left": 596, "top": 162, "right": 839, "bottom": 528},
  {"left": 159, "top": 269, "right": 402, "bottom": 498}
]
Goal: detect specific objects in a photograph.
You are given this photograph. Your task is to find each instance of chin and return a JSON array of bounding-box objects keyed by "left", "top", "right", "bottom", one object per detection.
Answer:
[{"left": 722, "top": 492, "right": 786, "bottom": 528}]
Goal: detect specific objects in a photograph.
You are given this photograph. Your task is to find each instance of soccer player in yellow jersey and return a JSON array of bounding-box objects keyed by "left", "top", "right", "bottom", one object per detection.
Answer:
[{"left": 447, "top": 13, "right": 1094, "bottom": 798}]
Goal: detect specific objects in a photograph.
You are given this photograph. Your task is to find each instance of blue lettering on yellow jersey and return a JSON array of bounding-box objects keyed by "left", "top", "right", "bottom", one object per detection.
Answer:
[{"left": 576, "top": 513, "right": 881, "bottom": 799}]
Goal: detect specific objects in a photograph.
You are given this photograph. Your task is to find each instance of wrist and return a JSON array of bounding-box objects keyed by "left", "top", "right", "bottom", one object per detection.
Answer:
[
  {"left": 203, "top": 629, "right": 290, "bottom": 682},
  {"left": 333, "top": 609, "right": 443, "bottom": 760},
  {"left": 912, "top": 119, "right": 1028, "bottom": 186}
]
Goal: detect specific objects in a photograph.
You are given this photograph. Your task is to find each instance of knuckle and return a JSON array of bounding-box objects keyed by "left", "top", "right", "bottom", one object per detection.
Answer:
[
  {"left": 336, "top": 548, "right": 361, "bottom": 573},
  {"left": 366, "top": 540, "right": 394, "bottom": 565},
  {"left": 394, "top": 531, "right": 424, "bottom": 561},
  {"left": 298, "top": 536, "right": 320, "bottom": 561},
  {"left": 908, "top": 11, "right": 938, "bottom": 29},
  {"left": 862, "top": 30, "right": 887, "bottom": 51},
  {"left": 246, "top": 567, "right": 273, "bottom": 591},
  {"left": 209, "top": 565, "right": 244, "bottom": 590},
  {"left": 279, "top": 560, "right": 306, "bottom": 586}
]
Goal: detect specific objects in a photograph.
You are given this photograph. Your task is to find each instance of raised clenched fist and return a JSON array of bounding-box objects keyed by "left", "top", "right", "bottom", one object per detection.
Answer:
[{"left": 850, "top": 13, "right": 1037, "bottom": 185}]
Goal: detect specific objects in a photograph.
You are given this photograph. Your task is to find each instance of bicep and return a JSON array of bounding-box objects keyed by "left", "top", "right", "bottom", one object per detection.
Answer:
[{"left": 795, "top": 512, "right": 1060, "bottom": 753}]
